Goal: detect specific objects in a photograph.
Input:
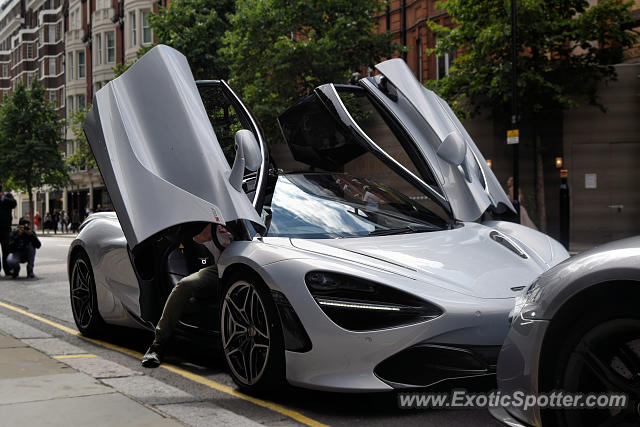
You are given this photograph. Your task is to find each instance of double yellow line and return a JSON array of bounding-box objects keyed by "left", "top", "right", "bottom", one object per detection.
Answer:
[{"left": 0, "top": 300, "right": 328, "bottom": 427}]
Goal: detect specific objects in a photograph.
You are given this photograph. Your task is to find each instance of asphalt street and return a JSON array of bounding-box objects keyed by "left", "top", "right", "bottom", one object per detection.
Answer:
[{"left": 0, "top": 235, "right": 503, "bottom": 427}]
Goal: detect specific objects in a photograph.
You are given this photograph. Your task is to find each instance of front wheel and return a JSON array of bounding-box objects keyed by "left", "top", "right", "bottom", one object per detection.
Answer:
[
  {"left": 70, "top": 252, "right": 105, "bottom": 336},
  {"left": 549, "top": 315, "right": 640, "bottom": 427},
  {"left": 220, "top": 275, "right": 284, "bottom": 392}
]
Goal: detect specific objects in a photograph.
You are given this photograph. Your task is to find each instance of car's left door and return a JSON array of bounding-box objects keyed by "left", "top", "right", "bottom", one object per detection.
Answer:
[{"left": 84, "top": 45, "right": 266, "bottom": 322}]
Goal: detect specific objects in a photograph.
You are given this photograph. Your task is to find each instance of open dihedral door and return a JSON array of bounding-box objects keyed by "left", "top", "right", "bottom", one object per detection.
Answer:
[
  {"left": 84, "top": 45, "right": 264, "bottom": 323},
  {"left": 84, "top": 44, "right": 263, "bottom": 250}
]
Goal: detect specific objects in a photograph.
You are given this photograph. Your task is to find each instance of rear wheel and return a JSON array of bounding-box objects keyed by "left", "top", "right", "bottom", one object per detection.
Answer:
[
  {"left": 70, "top": 252, "right": 105, "bottom": 336},
  {"left": 220, "top": 274, "right": 284, "bottom": 392},
  {"left": 549, "top": 312, "right": 640, "bottom": 427}
]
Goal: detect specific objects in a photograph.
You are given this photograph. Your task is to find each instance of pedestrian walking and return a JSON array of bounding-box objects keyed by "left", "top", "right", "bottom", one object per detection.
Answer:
[
  {"left": 43, "top": 212, "right": 52, "bottom": 234},
  {"left": 52, "top": 209, "right": 60, "bottom": 234},
  {"left": 62, "top": 210, "right": 69, "bottom": 232},
  {"left": 0, "top": 182, "right": 17, "bottom": 276},
  {"left": 34, "top": 212, "right": 41, "bottom": 231}
]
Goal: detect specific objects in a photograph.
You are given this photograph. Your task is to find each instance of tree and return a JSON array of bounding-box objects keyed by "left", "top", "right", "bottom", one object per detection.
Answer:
[
  {"left": 0, "top": 82, "right": 69, "bottom": 219},
  {"left": 428, "top": 0, "right": 637, "bottom": 231},
  {"left": 223, "top": 0, "right": 396, "bottom": 142},
  {"left": 148, "top": 0, "right": 234, "bottom": 80},
  {"left": 65, "top": 106, "right": 97, "bottom": 171}
]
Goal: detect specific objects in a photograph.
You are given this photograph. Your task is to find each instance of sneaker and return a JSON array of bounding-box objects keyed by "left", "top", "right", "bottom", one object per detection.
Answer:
[
  {"left": 27, "top": 273, "right": 35, "bottom": 279},
  {"left": 141, "top": 342, "right": 163, "bottom": 368}
]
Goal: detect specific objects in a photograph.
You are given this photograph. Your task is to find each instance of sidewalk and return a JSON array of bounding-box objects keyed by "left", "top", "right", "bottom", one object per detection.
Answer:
[
  {"left": 0, "top": 314, "right": 263, "bottom": 427},
  {"left": 0, "top": 329, "right": 182, "bottom": 426}
]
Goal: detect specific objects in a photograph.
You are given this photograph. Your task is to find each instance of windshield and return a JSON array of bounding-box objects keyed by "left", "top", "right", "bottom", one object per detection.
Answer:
[{"left": 262, "top": 173, "right": 450, "bottom": 239}]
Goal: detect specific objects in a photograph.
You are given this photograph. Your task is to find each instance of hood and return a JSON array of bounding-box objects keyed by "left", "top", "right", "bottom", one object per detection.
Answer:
[
  {"left": 367, "top": 59, "right": 515, "bottom": 221},
  {"left": 84, "top": 45, "right": 263, "bottom": 249},
  {"left": 291, "top": 222, "right": 549, "bottom": 299}
]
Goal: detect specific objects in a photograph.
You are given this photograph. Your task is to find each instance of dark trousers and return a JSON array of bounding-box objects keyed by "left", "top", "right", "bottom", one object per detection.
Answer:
[
  {"left": 155, "top": 265, "right": 218, "bottom": 345},
  {"left": 0, "top": 230, "right": 9, "bottom": 275},
  {"left": 6, "top": 244, "right": 36, "bottom": 276}
]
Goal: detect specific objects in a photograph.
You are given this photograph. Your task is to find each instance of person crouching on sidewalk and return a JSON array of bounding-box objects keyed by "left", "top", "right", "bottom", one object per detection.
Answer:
[{"left": 6, "top": 219, "right": 41, "bottom": 278}]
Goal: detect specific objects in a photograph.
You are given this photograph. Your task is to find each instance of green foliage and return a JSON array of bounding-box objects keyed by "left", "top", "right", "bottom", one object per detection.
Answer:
[
  {"left": 0, "top": 81, "right": 69, "bottom": 215},
  {"left": 428, "top": 0, "right": 638, "bottom": 119},
  {"left": 223, "top": 0, "right": 396, "bottom": 143},
  {"left": 66, "top": 106, "right": 97, "bottom": 171},
  {"left": 149, "top": 0, "right": 234, "bottom": 80}
]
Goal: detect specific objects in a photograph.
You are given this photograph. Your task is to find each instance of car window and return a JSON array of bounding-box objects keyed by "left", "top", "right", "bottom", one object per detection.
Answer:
[
  {"left": 198, "top": 84, "right": 245, "bottom": 168},
  {"left": 337, "top": 90, "right": 438, "bottom": 187},
  {"left": 262, "top": 173, "right": 449, "bottom": 239}
]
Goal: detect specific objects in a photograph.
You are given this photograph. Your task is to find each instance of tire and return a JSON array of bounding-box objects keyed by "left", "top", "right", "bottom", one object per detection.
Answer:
[
  {"left": 219, "top": 273, "right": 285, "bottom": 392},
  {"left": 545, "top": 308, "right": 640, "bottom": 427},
  {"left": 70, "top": 252, "right": 105, "bottom": 337}
]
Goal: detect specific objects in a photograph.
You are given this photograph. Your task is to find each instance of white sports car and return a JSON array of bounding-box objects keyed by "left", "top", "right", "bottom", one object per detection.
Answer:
[{"left": 68, "top": 45, "right": 569, "bottom": 392}]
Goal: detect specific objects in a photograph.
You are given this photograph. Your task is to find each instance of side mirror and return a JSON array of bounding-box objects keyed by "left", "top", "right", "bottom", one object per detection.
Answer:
[
  {"left": 437, "top": 131, "right": 467, "bottom": 166},
  {"left": 229, "top": 130, "right": 262, "bottom": 192}
]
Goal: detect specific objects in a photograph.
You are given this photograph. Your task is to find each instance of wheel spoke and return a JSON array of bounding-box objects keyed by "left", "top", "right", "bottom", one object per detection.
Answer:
[
  {"left": 616, "top": 344, "right": 640, "bottom": 381},
  {"left": 226, "top": 296, "right": 250, "bottom": 327},
  {"left": 577, "top": 342, "right": 638, "bottom": 395}
]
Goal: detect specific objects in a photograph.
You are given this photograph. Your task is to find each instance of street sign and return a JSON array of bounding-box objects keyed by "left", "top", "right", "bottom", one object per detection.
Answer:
[{"left": 507, "top": 129, "right": 519, "bottom": 145}]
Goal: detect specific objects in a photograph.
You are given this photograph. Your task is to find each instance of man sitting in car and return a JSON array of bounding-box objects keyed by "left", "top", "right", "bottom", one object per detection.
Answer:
[{"left": 142, "top": 223, "right": 233, "bottom": 367}]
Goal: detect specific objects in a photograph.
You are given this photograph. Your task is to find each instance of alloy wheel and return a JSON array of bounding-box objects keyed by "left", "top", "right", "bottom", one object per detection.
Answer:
[
  {"left": 221, "top": 280, "right": 271, "bottom": 386},
  {"left": 71, "top": 257, "right": 95, "bottom": 330},
  {"left": 562, "top": 319, "right": 640, "bottom": 427}
]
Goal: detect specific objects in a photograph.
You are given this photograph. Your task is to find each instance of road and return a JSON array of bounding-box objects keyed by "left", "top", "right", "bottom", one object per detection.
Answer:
[{"left": 0, "top": 235, "right": 503, "bottom": 427}]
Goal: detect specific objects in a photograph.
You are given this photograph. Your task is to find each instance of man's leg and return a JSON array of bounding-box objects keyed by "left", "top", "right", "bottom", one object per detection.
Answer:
[
  {"left": 6, "top": 253, "right": 20, "bottom": 278},
  {"left": 0, "top": 230, "right": 9, "bottom": 275},
  {"left": 142, "top": 265, "right": 219, "bottom": 367},
  {"left": 26, "top": 244, "right": 35, "bottom": 278}
]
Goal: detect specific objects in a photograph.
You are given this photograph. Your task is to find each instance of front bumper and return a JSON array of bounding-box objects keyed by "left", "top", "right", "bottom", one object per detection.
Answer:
[
  {"left": 261, "top": 258, "right": 516, "bottom": 392},
  {"left": 493, "top": 317, "right": 550, "bottom": 426}
]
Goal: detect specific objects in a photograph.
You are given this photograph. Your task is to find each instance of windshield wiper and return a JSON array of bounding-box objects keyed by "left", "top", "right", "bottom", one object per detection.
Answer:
[{"left": 368, "top": 224, "right": 440, "bottom": 236}]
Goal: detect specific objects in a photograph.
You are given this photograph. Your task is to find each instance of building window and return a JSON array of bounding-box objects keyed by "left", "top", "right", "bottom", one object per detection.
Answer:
[
  {"left": 49, "top": 57, "right": 56, "bottom": 75},
  {"left": 78, "top": 51, "right": 85, "bottom": 78},
  {"left": 95, "top": 34, "right": 102, "bottom": 65},
  {"left": 77, "top": 94, "right": 86, "bottom": 109},
  {"left": 2, "top": 63, "right": 7, "bottom": 78},
  {"left": 26, "top": 72, "right": 33, "bottom": 86},
  {"left": 27, "top": 43, "right": 33, "bottom": 59},
  {"left": 141, "top": 11, "right": 151, "bottom": 44},
  {"left": 49, "top": 90, "right": 56, "bottom": 104},
  {"left": 129, "top": 11, "right": 137, "bottom": 46},
  {"left": 67, "top": 53, "right": 73, "bottom": 79},
  {"left": 106, "top": 32, "right": 115, "bottom": 63},
  {"left": 68, "top": 96, "right": 74, "bottom": 114},
  {"left": 437, "top": 51, "right": 454, "bottom": 80},
  {"left": 48, "top": 24, "right": 55, "bottom": 43}
]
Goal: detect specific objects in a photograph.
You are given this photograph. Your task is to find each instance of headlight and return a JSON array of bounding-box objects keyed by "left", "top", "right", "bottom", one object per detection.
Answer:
[
  {"left": 510, "top": 279, "right": 544, "bottom": 323},
  {"left": 305, "top": 271, "right": 443, "bottom": 331}
]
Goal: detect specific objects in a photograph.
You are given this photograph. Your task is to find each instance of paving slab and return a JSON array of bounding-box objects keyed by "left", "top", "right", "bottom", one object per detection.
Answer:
[
  {"left": 156, "top": 401, "right": 263, "bottom": 427},
  {"left": 0, "top": 331, "right": 27, "bottom": 348},
  {"left": 22, "top": 337, "right": 87, "bottom": 356},
  {"left": 0, "top": 347, "right": 73, "bottom": 379},
  {"left": 0, "top": 372, "right": 111, "bottom": 405},
  {"left": 59, "top": 356, "right": 141, "bottom": 379},
  {"left": 0, "top": 392, "right": 183, "bottom": 427},
  {"left": 102, "top": 375, "right": 195, "bottom": 405},
  {"left": 0, "top": 315, "right": 51, "bottom": 338}
]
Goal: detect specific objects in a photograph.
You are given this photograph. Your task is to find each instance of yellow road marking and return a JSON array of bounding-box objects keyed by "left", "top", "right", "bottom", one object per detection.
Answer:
[
  {"left": 54, "top": 354, "right": 98, "bottom": 359},
  {"left": 0, "top": 299, "right": 329, "bottom": 427}
]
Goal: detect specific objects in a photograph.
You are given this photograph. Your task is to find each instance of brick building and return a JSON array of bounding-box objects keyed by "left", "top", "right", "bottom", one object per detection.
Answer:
[
  {"left": 374, "top": 0, "right": 640, "bottom": 248},
  {"left": 0, "top": 0, "right": 157, "bottom": 223}
]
